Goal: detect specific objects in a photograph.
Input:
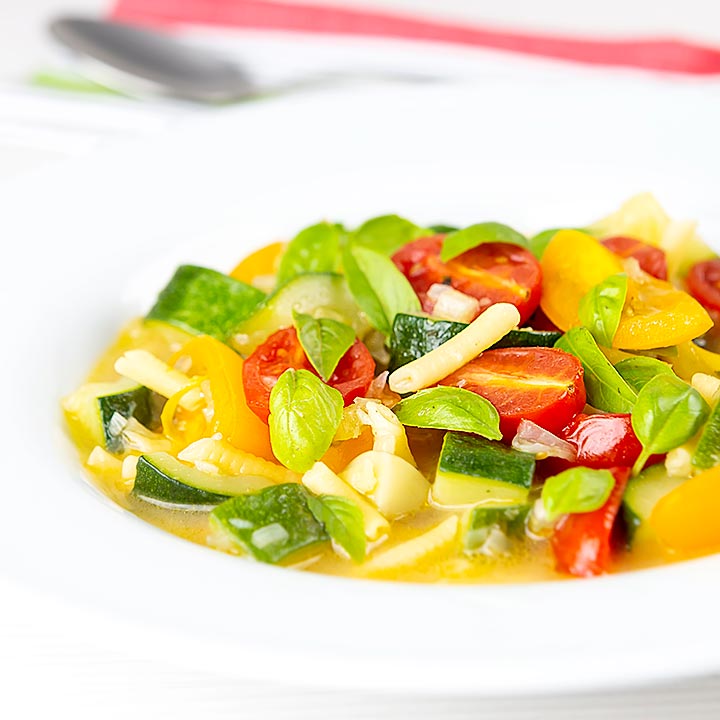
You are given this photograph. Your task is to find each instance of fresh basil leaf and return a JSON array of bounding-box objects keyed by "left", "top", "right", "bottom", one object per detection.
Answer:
[
  {"left": 292, "top": 310, "right": 355, "bottom": 381},
  {"left": 393, "top": 387, "right": 502, "bottom": 440},
  {"left": 307, "top": 494, "right": 366, "bottom": 562},
  {"left": 276, "top": 222, "right": 344, "bottom": 286},
  {"left": 351, "top": 214, "right": 429, "bottom": 255},
  {"left": 542, "top": 467, "right": 615, "bottom": 522},
  {"left": 344, "top": 244, "right": 421, "bottom": 336},
  {"left": 428, "top": 224, "right": 459, "bottom": 234},
  {"left": 528, "top": 229, "right": 559, "bottom": 259},
  {"left": 614, "top": 356, "right": 675, "bottom": 393},
  {"left": 440, "top": 222, "right": 528, "bottom": 263},
  {"left": 578, "top": 273, "right": 628, "bottom": 347},
  {"left": 269, "top": 369, "right": 343, "bottom": 473},
  {"left": 631, "top": 374, "right": 710, "bottom": 475},
  {"left": 555, "top": 327, "right": 637, "bottom": 413},
  {"left": 693, "top": 401, "right": 720, "bottom": 471}
]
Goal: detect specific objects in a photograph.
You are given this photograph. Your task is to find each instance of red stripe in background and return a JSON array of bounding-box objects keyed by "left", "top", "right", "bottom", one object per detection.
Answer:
[{"left": 111, "top": 0, "right": 720, "bottom": 75}]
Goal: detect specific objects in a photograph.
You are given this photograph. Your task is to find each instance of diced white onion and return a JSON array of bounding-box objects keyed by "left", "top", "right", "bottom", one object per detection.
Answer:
[
  {"left": 511, "top": 419, "right": 577, "bottom": 461},
  {"left": 427, "top": 283, "right": 481, "bottom": 324}
]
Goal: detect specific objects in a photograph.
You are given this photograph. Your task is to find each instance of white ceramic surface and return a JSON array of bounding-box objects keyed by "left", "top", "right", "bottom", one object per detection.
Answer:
[{"left": 2, "top": 76, "right": 720, "bottom": 696}]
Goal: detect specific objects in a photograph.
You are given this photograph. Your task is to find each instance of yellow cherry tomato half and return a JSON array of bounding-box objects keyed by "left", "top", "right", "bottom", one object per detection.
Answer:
[
  {"left": 612, "top": 271, "right": 713, "bottom": 350},
  {"left": 540, "top": 230, "right": 623, "bottom": 331},
  {"left": 230, "top": 241, "right": 286, "bottom": 285},
  {"left": 650, "top": 466, "right": 720, "bottom": 554}
]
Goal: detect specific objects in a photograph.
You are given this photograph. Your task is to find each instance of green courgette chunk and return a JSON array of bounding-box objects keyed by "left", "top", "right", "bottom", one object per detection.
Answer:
[
  {"left": 210, "top": 484, "right": 328, "bottom": 564},
  {"left": 146, "top": 265, "right": 265, "bottom": 343},
  {"left": 98, "top": 385, "right": 155, "bottom": 452},
  {"left": 388, "top": 313, "right": 562, "bottom": 372},
  {"left": 464, "top": 504, "right": 529, "bottom": 553},
  {"left": 232, "top": 273, "right": 368, "bottom": 355},
  {"left": 132, "top": 453, "right": 230, "bottom": 507},
  {"left": 433, "top": 432, "right": 535, "bottom": 506}
]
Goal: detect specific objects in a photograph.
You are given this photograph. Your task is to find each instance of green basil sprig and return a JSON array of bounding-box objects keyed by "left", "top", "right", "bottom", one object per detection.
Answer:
[
  {"left": 343, "top": 244, "right": 421, "bottom": 336},
  {"left": 351, "top": 214, "right": 429, "bottom": 255},
  {"left": 578, "top": 273, "right": 628, "bottom": 347},
  {"left": 292, "top": 310, "right": 355, "bottom": 381},
  {"left": 555, "top": 327, "right": 637, "bottom": 413},
  {"left": 307, "top": 494, "right": 366, "bottom": 563},
  {"left": 631, "top": 374, "right": 710, "bottom": 475},
  {"left": 440, "top": 222, "right": 528, "bottom": 263},
  {"left": 542, "top": 467, "right": 615, "bottom": 522},
  {"left": 276, "top": 221, "right": 344, "bottom": 286},
  {"left": 393, "top": 387, "right": 502, "bottom": 440},
  {"left": 614, "top": 356, "right": 675, "bottom": 393},
  {"left": 269, "top": 369, "right": 343, "bottom": 473}
]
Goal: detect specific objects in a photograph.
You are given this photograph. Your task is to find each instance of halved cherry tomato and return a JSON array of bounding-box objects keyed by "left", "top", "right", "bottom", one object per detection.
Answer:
[
  {"left": 551, "top": 466, "right": 630, "bottom": 577},
  {"left": 540, "top": 230, "right": 623, "bottom": 331},
  {"left": 601, "top": 235, "right": 667, "bottom": 280},
  {"left": 438, "top": 347, "right": 586, "bottom": 438},
  {"left": 650, "top": 465, "right": 720, "bottom": 554},
  {"left": 613, "top": 268, "right": 713, "bottom": 350},
  {"left": 230, "top": 241, "right": 285, "bottom": 284},
  {"left": 687, "top": 258, "right": 720, "bottom": 312},
  {"left": 542, "top": 413, "right": 662, "bottom": 476},
  {"left": 243, "top": 327, "right": 375, "bottom": 422},
  {"left": 391, "top": 236, "right": 542, "bottom": 325}
]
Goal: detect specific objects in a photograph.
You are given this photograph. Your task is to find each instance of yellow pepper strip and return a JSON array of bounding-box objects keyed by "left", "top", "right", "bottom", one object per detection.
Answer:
[
  {"left": 174, "top": 335, "right": 274, "bottom": 460},
  {"left": 229, "top": 241, "right": 285, "bottom": 285},
  {"left": 671, "top": 342, "right": 720, "bottom": 383},
  {"left": 612, "top": 271, "right": 712, "bottom": 350},
  {"left": 650, "top": 466, "right": 720, "bottom": 554},
  {"left": 540, "top": 230, "right": 623, "bottom": 331}
]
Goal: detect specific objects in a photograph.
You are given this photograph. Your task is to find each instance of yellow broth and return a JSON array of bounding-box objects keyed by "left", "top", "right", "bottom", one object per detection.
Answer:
[{"left": 64, "top": 319, "right": 691, "bottom": 584}]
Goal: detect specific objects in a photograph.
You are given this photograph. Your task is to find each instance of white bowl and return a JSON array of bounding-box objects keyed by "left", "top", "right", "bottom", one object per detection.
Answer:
[{"left": 2, "top": 77, "right": 720, "bottom": 696}]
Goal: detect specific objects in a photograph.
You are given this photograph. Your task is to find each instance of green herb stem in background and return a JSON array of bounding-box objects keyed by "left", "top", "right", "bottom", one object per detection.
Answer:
[
  {"left": 393, "top": 386, "right": 502, "bottom": 440},
  {"left": 578, "top": 273, "right": 628, "bottom": 348},
  {"left": 343, "top": 244, "right": 421, "bottom": 336},
  {"left": 351, "top": 214, "right": 429, "bottom": 255},
  {"left": 631, "top": 374, "right": 710, "bottom": 475},
  {"left": 292, "top": 310, "right": 355, "bottom": 381},
  {"left": 555, "top": 327, "right": 637, "bottom": 413},
  {"left": 614, "top": 356, "right": 675, "bottom": 393},
  {"left": 276, "top": 221, "right": 344, "bottom": 286},
  {"left": 440, "top": 222, "right": 528, "bottom": 263},
  {"left": 542, "top": 467, "right": 615, "bottom": 522},
  {"left": 307, "top": 494, "right": 366, "bottom": 562},
  {"left": 269, "top": 369, "right": 343, "bottom": 473}
]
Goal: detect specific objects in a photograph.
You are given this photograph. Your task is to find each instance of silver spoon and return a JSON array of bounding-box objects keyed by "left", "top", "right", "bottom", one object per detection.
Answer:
[
  {"left": 49, "top": 16, "right": 438, "bottom": 104},
  {"left": 49, "top": 17, "right": 259, "bottom": 103}
]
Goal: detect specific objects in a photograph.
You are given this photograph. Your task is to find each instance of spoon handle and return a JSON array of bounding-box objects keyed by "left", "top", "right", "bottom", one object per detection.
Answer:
[{"left": 113, "top": 0, "right": 720, "bottom": 76}]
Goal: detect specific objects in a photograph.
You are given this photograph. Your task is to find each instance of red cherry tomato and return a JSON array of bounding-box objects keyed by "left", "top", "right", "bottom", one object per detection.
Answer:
[
  {"left": 551, "top": 467, "right": 630, "bottom": 577},
  {"left": 600, "top": 236, "right": 667, "bottom": 280},
  {"left": 242, "top": 327, "right": 375, "bottom": 422},
  {"left": 391, "top": 236, "right": 542, "bottom": 325},
  {"left": 687, "top": 258, "right": 720, "bottom": 312},
  {"left": 438, "top": 347, "right": 586, "bottom": 439},
  {"left": 546, "top": 413, "right": 644, "bottom": 474},
  {"left": 526, "top": 306, "right": 562, "bottom": 333}
]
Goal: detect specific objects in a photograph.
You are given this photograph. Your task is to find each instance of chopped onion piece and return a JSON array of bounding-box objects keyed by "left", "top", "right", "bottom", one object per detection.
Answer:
[
  {"left": 251, "top": 523, "right": 289, "bottom": 549},
  {"left": 511, "top": 419, "right": 577, "bottom": 461},
  {"left": 428, "top": 283, "right": 481, "bottom": 324}
]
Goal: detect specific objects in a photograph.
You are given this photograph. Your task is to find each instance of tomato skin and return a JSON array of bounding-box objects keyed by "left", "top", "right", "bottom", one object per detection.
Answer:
[
  {"left": 242, "top": 327, "right": 375, "bottom": 423},
  {"left": 391, "top": 236, "right": 542, "bottom": 325},
  {"left": 438, "top": 347, "right": 586, "bottom": 439},
  {"left": 601, "top": 236, "right": 668, "bottom": 280},
  {"left": 551, "top": 466, "right": 630, "bottom": 577},
  {"left": 687, "top": 259, "right": 720, "bottom": 312}
]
